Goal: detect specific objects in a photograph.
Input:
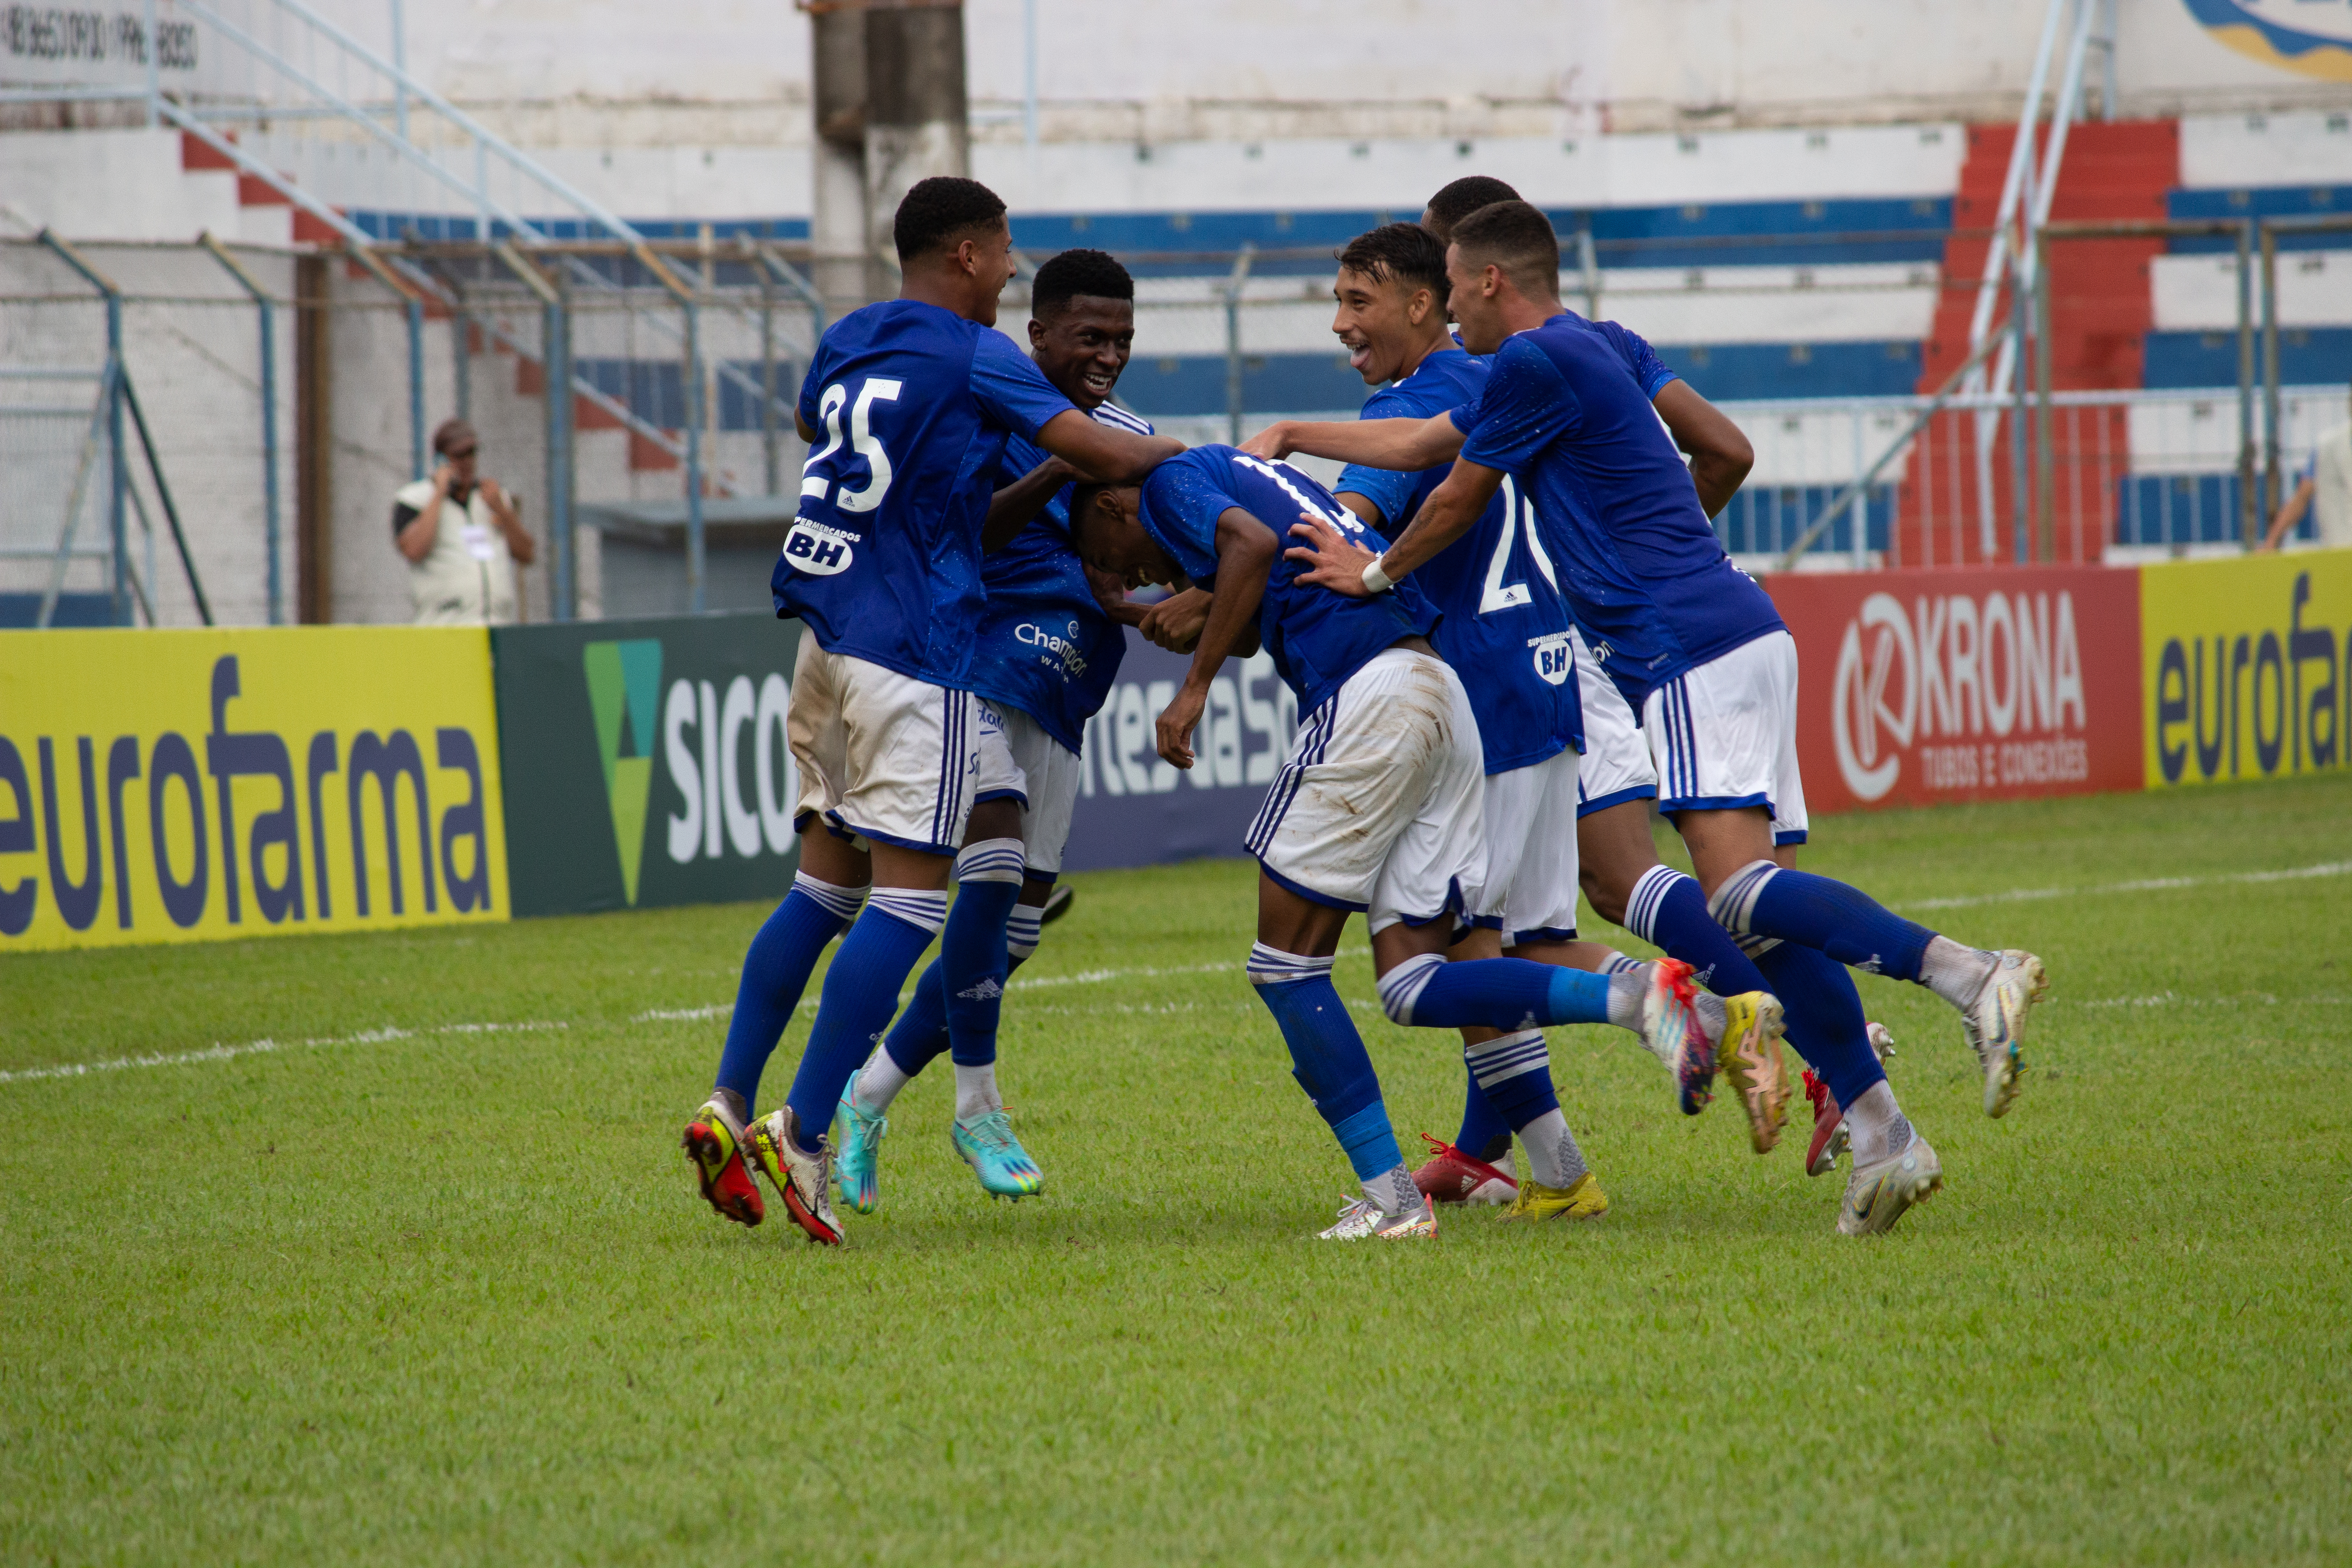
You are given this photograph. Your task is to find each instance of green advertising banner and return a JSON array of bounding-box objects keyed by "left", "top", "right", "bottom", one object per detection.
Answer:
[{"left": 491, "top": 612, "right": 805, "bottom": 917}]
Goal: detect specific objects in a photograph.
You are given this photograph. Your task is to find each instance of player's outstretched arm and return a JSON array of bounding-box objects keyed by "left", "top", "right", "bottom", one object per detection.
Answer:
[
  {"left": 1036, "top": 409, "right": 1184, "bottom": 483},
  {"left": 1156, "top": 509, "right": 1274, "bottom": 768},
  {"left": 1653, "top": 380, "right": 1754, "bottom": 519},
  {"left": 1286, "top": 459, "right": 1507, "bottom": 596},
  {"left": 1241, "top": 413, "right": 1463, "bottom": 470},
  {"left": 981, "top": 456, "right": 1076, "bottom": 553}
]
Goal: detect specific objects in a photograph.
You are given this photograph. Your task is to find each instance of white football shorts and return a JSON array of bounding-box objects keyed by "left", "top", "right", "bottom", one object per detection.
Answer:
[
  {"left": 788, "top": 627, "right": 980, "bottom": 856},
  {"left": 1471, "top": 744, "right": 1583, "bottom": 948},
  {"left": 1642, "top": 628, "right": 1809, "bottom": 846},
  {"left": 973, "top": 698, "right": 1082, "bottom": 879},
  {"left": 1573, "top": 623, "right": 1659, "bottom": 816},
  {"left": 1246, "top": 646, "right": 1486, "bottom": 934}
]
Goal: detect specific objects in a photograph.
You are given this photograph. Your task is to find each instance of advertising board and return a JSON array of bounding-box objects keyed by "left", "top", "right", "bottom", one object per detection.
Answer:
[
  {"left": 2140, "top": 549, "right": 2352, "bottom": 790},
  {"left": 0, "top": 627, "right": 506, "bottom": 951},
  {"left": 1760, "top": 565, "right": 2145, "bottom": 815},
  {"left": 490, "top": 612, "right": 806, "bottom": 917}
]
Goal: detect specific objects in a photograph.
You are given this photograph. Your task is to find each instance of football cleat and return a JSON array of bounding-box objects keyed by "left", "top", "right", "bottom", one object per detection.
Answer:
[
  {"left": 1501, "top": 1171, "right": 1609, "bottom": 1223},
  {"left": 748, "top": 1106, "right": 843, "bottom": 1245},
  {"left": 1715, "top": 990, "right": 1789, "bottom": 1155},
  {"left": 1961, "top": 950, "right": 2045, "bottom": 1117},
  {"left": 682, "top": 1094, "right": 764, "bottom": 1227},
  {"left": 1867, "top": 1019, "right": 1897, "bottom": 1063},
  {"left": 1640, "top": 958, "right": 1716, "bottom": 1116},
  {"left": 1039, "top": 882, "right": 1076, "bottom": 926},
  {"left": 1411, "top": 1133, "right": 1518, "bottom": 1206},
  {"left": 833, "top": 1091, "right": 889, "bottom": 1215},
  {"left": 1838, "top": 1132, "right": 1943, "bottom": 1237},
  {"left": 1802, "top": 1070, "right": 1848, "bottom": 1178},
  {"left": 1318, "top": 1195, "right": 1438, "bottom": 1240},
  {"left": 951, "top": 1108, "right": 1044, "bottom": 1200}
]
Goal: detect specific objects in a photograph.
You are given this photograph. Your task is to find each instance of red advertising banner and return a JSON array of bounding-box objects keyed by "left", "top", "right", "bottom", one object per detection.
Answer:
[{"left": 1759, "top": 565, "right": 2144, "bottom": 814}]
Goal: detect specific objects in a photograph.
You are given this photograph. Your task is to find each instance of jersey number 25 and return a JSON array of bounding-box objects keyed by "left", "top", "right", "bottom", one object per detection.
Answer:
[{"left": 799, "top": 377, "right": 902, "bottom": 514}]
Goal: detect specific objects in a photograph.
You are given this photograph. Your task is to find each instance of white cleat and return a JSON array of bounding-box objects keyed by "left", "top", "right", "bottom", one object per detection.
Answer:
[
  {"left": 1961, "top": 950, "right": 2047, "bottom": 1118},
  {"left": 1317, "top": 1196, "right": 1438, "bottom": 1241},
  {"left": 748, "top": 1106, "right": 844, "bottom": 1245},
  {"left": 1838, "top": 1133, "right": 1943, "bottom": 1236}
]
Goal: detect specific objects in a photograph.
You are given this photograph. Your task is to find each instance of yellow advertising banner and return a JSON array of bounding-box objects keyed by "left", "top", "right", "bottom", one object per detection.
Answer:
[
  {"left": 0, "top": 627, "right": 508, "bottom": 951},
  {"left": 2141, "top": 549, "right": 2352, "bottom": 790}
]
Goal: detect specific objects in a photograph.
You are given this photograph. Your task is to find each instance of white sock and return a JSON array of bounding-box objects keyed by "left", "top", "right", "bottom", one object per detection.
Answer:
[
  {"left": 1919, "top": 936, "right": 1998, "bottom": 1012},
  {"left": 1843, "top": 1080, "right": 1915, "bottom": 1164},
  {"left": 1365, "top": 1162, "right": 1421, "bottom": 1215},
  {"left": 1516, "top": 1108, "right": 1590, "bottom": 1189},
  {"left": 1690, "top": 989, "right": 1729, "bottom": 1050},
  {"left": 953, "top": 1060, "right": 1003, "bottom": 1121},
  {"left": 850, "top": 1045, "right": 911, "bottom": 1116},
  {"left": 1605, "top": 967, "right": 1649, "bottom": 1030}
]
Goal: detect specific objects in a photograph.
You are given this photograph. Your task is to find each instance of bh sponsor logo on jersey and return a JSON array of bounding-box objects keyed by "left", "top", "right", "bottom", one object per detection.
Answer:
[
  {"left": 581, "top": 638, "right": 799, "bottom": 905},
  {"left": 1528, "top": 631, "right": 1575, "bottom": 687},
  {"left": 1015, "top": 618, "right": 1092, "bottom": 680},
  {"left": 0, "top": 627, "right": 505, "bottom": 951},
  {"left": 781, "top": 518, "right": 857, "bottom": 576},
  {"left": 1830, "top": 588, "right": 2091, "bottom": 802},
  {"left": 2143, "top": 555, "right": 2352, "bottom": 789}
]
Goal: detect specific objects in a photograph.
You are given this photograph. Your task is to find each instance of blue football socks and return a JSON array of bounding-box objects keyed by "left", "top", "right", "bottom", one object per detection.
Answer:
[
  {"left": 783, "top": 888, "right": 947, "bottom": 1151},
  {"left": 1752, "top": 939, "right": 1887, "bottom": 1113},
  {"left": 1624, "top": 865, "right": 1775, "bottom": 996},
  {"left": 1453, "top": 1069, "right": 1514, "bottom": 1164},
  {"left": 1376, "top": 952, "right": 1617, "bottom": 1030},
  {"left": 712, "top": 872, "right": 866, "bottom": 1113},
  {"left": 1711, "top": 860, "right": 1931, "bottom": 982},
  {"left": 1247, "top": 943, "right": 1406, "bottom": 1188},
  {"left": 941, "top": 838, "right": 1026, "bottom": 1069}
]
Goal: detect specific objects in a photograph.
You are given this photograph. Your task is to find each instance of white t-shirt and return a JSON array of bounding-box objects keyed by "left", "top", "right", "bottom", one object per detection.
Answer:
[{"left": 2308, "top": 421, "right": 2351, "bottom": 548}]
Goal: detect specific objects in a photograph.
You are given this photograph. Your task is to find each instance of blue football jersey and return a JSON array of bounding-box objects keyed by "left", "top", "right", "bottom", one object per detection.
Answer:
[
  {"left": 1453, "top": 313, "right": 1783, "bottom": 708},
  {"left": 1137, "top": 446, "right": 1439, "bottom": 717},
  {"left": 776, "top": 302, "right": 1075, "bottom": 685},
  {"left": 1336, "top": 348, "right": 1581, "bottom": 773},
  {"left": 965, "top": 402, "right": 1155, "bottom": 755}
]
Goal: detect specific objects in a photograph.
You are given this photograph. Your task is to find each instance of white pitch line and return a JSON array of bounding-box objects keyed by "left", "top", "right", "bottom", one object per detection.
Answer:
[
  {"left": 1901, "top": 859, "right": 2352, "bottom": 913},
  {"left": 631, "top": 948, "right": 1372, "bottom": 1025},
  {"left": 0, "top": 1019, "right": 567, "bottom": 1087}
]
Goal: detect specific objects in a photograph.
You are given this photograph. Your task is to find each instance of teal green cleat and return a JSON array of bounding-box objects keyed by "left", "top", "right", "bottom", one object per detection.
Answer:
[
  {"left": 951, "top": 1109, "right": 1044, "bottom": 1200},
  {"left": 833, "top": 1094, "right": 888, "bottom": 1215}
]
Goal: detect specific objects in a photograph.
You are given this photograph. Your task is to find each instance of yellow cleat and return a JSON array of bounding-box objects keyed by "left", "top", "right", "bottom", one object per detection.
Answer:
[
  {"left": 1501, "top": 1171, "right": 1609, "bottom": 1222},
  {"left": 1717, "top": 991, "right": 1789, "bottom": 1154}
]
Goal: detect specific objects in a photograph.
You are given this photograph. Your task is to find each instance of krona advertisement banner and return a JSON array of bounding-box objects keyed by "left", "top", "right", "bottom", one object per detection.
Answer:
[
  {"left": 1760, "top": 565, "right": 2145, "bottom": 814},
  {"left": 0, "top": 627, "right": 507, "bottom": 951},
  {"left": 2140, "top": 549, "right": 2352, "bottom": 791},
  {"left": 490, "top": 612, "right": 806, "bottom": 917}
]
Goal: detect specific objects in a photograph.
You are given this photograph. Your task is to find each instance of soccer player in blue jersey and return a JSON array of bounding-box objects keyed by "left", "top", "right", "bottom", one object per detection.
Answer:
[
  {"left": 1068, "top": 448, "right": 1718, "bottom": 1239},
  {"left": 828, "top": 248, "right": 1157, "bottom": 1211},
  {"left": 682, "top": 180, "right": 1181, "bottom": 1245},
  {"left": 1258, "top": 200, "right": 2048, "bottom": 1236},
  {"left": 1316, "top": 222, "right": 1787, "bottom": 1212}
]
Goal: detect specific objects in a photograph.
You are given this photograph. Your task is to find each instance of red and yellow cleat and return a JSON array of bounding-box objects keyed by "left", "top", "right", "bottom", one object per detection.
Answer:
[
  {"left": 1802, "top": 1070, "right": 1847, "bottom": 1178},
  {"left": 683, "top": 1095, "right": 764, "bottom": 1226}
]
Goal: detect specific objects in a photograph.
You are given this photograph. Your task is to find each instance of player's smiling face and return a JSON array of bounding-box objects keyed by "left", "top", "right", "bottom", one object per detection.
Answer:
[
  {"left": 962, "top": 219, "right": 1020, "bottom": 328},
  {"left": 1030, "top": 297, "right": 1135, "bottom": 410},
  {"left": 1330, "top": 266, "right": 1437, "bottom": 387}
]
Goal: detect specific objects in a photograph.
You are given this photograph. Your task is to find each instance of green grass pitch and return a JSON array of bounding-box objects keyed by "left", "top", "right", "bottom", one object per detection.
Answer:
[{"left": 4, "top": 775, "right": 2350, "bottom": 1565}]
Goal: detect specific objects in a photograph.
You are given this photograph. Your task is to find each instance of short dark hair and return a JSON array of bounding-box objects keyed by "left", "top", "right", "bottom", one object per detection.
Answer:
[
  {"left": 892, "top": 176, "right": 1008, "bottom": 262},
  {"left": 1335, "top": 223, "right": 1449, "bottom": 299},
  {"left": 1423, "top": 176, "right": 1523, "bottom": 244},
  {"left": 1032, "top": 248, "right": 1134, "bottom": 316},
  {"left": 1451, "top": 200, "right": 1563, "bottom": 299},
  {"left": 432, "top": 417, "right": 478, "bottom": 457}
]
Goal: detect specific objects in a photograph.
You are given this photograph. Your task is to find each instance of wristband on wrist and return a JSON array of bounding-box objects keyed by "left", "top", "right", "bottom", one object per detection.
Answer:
[{"left": 1361, "top": 558, "right": 1393, "bottom": 594}]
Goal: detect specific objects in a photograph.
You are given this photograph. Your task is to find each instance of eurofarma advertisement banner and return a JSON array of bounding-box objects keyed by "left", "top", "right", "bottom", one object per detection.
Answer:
[
  {"left": 2140, "top": 551, "right": 2352, "bottom": 791},
  {"left": 490, "top": 612, "right": 806, "bottom": 918},
  {"left": 0, "top": 627, "right": 508, "bottom": 952}
]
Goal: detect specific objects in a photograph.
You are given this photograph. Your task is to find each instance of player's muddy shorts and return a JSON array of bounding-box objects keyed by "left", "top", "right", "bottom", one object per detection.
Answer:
[{"left": 1246, "top": 647, "right": 1485, "bottom": 935}]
